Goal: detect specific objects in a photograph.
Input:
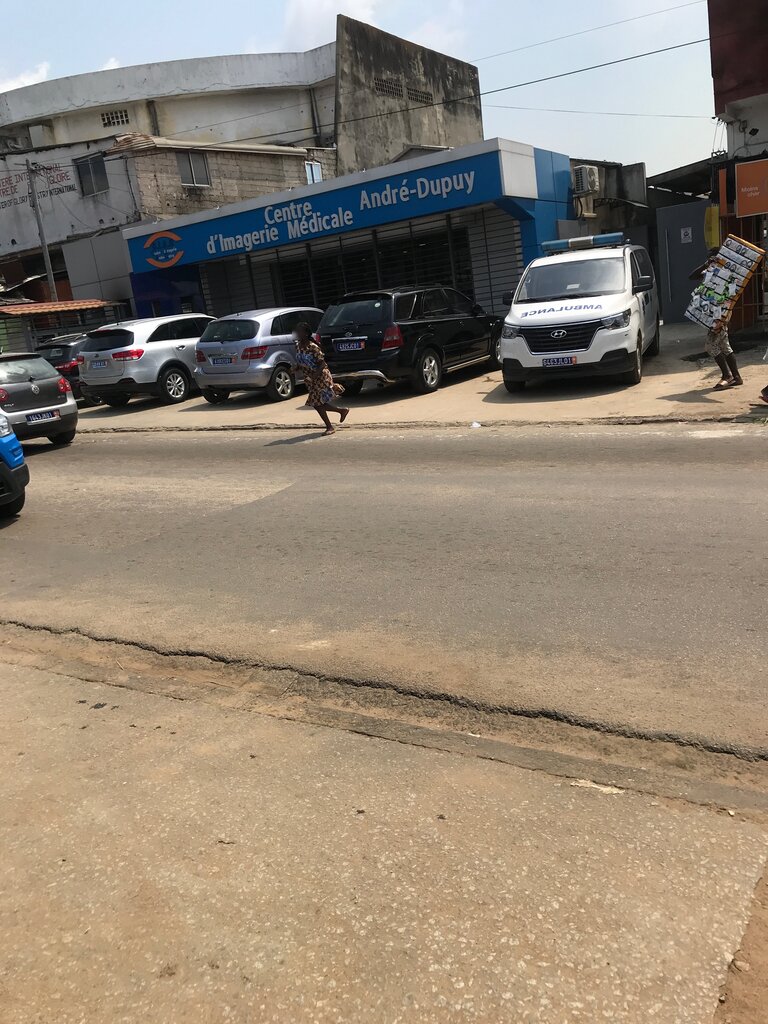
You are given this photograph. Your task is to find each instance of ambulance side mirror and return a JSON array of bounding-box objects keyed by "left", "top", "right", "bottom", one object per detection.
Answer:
[{"left": 501, "top": 291, "right": 514, "bottom": 306}]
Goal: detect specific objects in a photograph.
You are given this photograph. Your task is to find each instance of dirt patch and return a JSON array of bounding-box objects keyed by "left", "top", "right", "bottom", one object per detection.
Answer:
[{"left": 716, "top": 869, "right": 768, "bottom": 1024}]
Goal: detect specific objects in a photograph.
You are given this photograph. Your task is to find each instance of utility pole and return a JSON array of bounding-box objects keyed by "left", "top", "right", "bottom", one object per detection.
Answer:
[{"left": 26, "top": 159, "right": 58, "bottom": 302}]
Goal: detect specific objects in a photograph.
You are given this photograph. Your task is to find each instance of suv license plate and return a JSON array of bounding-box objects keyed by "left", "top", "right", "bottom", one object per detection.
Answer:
[
  {"left": 336, "top": 341, "right": 365, "bottom": 352},
  {"left": 212, "top": 357, "right": 233, "bottom": 365},
  {"left": 26, "top": 411, "right": 59, "bottom": 423},
  {"left": 91, "top": 360, "right": 108, "bottom": 368},
  {"left": 542, "top": 356, "right": 577, "bottom": 367}
]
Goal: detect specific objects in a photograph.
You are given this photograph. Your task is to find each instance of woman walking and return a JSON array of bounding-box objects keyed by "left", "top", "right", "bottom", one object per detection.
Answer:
[{"left": 294, "top": 322, "right": 349, "bottom": 435}]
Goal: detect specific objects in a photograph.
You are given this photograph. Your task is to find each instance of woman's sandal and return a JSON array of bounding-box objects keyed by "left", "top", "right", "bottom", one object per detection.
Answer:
[{"left": 713, "top": 378, "right": 735, "bottom": 390}]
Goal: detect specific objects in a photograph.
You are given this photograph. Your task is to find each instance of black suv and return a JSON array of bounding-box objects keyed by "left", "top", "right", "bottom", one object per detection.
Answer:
[{"left": 316, "top": 286, "right": 502, "bottom": 394}]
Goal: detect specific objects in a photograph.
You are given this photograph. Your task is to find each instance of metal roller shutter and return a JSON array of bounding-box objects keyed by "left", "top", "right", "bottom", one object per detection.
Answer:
[
  {"left": 200, "top": 257, "right": 256, "bottom": 317},
  {"left": 461, "top": 206, "right": 524, "bottom": 314}
]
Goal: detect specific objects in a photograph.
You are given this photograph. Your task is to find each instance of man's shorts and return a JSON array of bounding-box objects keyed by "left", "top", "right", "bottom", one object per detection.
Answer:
[{"left": 705, "top": 328, "right": 733, "bottom": 357}]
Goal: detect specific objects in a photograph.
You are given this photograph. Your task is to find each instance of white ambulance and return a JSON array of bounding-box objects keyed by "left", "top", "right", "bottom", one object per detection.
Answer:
[{"left": 499, "top": 233, "right": 660, "bottom": 391}]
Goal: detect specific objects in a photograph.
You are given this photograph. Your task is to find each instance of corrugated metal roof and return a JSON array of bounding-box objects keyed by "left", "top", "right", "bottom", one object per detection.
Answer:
[
  {"left": 0, "top": 299, "right": 113, "bottom": 316},
  {"left": 107, "top": 132, "right": 308, "bottom": 158}
]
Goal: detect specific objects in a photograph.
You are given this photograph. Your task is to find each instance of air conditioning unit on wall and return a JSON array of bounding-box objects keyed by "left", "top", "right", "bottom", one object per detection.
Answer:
[{"left": 573, "top": 165, "right": 600, "bottom": 197}]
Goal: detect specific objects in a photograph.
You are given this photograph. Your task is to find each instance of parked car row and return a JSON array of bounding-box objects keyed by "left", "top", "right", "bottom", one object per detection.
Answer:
[{"left": 70, "top": 286, "right": 504, "bottom": 409}]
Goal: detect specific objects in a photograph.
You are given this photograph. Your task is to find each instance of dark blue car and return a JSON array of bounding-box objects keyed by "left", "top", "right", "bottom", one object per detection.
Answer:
[{"left": 0, "top": 414, "right": 29, "bottom": 517}]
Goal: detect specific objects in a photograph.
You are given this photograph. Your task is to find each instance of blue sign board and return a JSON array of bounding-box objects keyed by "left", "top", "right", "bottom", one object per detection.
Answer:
[{"left": 128, "top": 150, "right": 505, "bottom": 274}]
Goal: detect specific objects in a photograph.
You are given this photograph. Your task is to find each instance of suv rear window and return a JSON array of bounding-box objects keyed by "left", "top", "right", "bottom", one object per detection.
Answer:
[
  {"left": 200, "top": 320, "right": 258, "bottom": 342},
  {"left": 38, "top": 344, "right": 78, "bottom": 361},
  {"left": 83, "top": 329, "right": 135, "bottom": 352},
  {"left": 0, "top": 356, "right": 59, "bottom": 384},
  {"left": 321, "top": 298, "right": 392, "bottom": 329}
]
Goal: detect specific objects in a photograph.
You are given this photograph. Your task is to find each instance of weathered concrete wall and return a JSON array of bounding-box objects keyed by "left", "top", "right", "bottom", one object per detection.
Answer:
[
  {"left": 134, "top": 147, "right": 337, "bottom": 219},
  {"left": 334, "top": 16, "right": 483, "bottom": 176}
]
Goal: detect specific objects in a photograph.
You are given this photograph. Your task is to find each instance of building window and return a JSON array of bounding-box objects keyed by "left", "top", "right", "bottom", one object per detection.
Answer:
[
  {"left": 75, "top": 153, "right": 109, "bottom": 197},
  {"left": 374, "top": 76, "right": 403, "bottom": 99},
  {"left": 101, "top": 109, "right": 130, "bottom": 128},
  {"left": 176, "top": 150, "right": 211, "bottom": 187},
  {"left": 407, "top": 86, "right": 433, "bottom": 105},
  {"left": 305, "top": 160, "right": 323, "bottom": 184}
]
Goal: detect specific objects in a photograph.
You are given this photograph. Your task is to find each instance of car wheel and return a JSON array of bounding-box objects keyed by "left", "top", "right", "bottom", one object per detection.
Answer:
[
  {"left": 0, "top": 491, "right": 25, "bottom": 517},
  {"left": 104, "top": 394, "right": 130, "bottom": 408},
  {"left": 201, "top": 389, "right": 230, "bottom": 405},
  {"left": 504, "top": 380, "right": 526, "bottom": 393},
  {"left": 412, "top": 348, "right": 442, "bottom": 393},
  {"left": 50, "top": 430, "right": 76, "bottom": 446},
  {"left": 621, "top": 336, "right": 643, "bottom": 386},
  {"left": 341, "top": 380, "right": 364, "bottom": 397},
  {"left": 266, "top": 366, "right": 295, "bottom": 402},
  {"left": 646, "top": 320, "right": 661, "bottom": 357},
  {"left": 488, "top": 335, "right": 502, "bottom": 369},
  {"left": 159, "top": 367, "right": 190, "bottom": 404}
]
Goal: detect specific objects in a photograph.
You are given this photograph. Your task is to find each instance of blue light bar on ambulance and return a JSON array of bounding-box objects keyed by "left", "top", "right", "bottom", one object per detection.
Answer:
[{"left": 541, "top": 233, "right": 625, "bottom": 254}]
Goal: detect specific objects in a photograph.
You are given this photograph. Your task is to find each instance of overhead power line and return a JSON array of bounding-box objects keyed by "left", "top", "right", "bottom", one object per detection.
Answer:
[
  {"left": 485, "top": 104, "right": 712, "bottom": 120},
  {"left": 474, "top": 0, "right": 706, "bottom": 62}
]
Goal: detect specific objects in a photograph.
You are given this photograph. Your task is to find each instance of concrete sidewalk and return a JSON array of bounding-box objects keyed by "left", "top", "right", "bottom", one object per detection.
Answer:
[
  {"left": 2, "top": 661, "right": 766, "bottom": 1024},
  {"left": 77, "top": 323, "right": 768, "bottom": 432}
]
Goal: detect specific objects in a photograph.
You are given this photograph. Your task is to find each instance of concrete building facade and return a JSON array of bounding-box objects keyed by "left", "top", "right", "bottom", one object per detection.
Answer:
[{"left": 0, "top": 16, "right": 482, "bottom": 312}]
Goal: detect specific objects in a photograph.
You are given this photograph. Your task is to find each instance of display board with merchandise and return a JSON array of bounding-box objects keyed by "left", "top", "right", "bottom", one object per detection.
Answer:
[{"left": 685, "top": 234, "right": 765, "bottom": 329}]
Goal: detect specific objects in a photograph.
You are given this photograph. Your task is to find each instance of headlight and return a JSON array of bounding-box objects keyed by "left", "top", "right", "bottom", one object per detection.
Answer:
[
  {"left": 601, "top": 310, "right": 631, "bottom": 330},
  {"left": 0, "top": 414, "right": 12, "bottom": 438},
  {"left": 501, "top": 324, "right": 522, "bottom": 339}
]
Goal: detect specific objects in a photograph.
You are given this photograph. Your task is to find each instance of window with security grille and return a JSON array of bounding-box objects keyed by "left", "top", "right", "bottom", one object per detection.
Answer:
[
  {"left": 101, "top": 109, "right": 130, "bottom": 128},
  {"left": 374, "top": 77, "right": 403, "bottom": 98},
  {"left": 407, "top": 87, "right": 433, "bottom": 105}
]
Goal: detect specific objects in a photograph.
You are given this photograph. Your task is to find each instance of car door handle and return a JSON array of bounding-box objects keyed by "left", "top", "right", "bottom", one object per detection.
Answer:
[{"left": 175, "top": 345, "right": 186, "bottom": 350}]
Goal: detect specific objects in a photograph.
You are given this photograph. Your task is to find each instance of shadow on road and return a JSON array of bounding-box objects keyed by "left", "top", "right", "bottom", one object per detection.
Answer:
[{"left": 265, "top": 432, "right": 324, "bottom": 446}]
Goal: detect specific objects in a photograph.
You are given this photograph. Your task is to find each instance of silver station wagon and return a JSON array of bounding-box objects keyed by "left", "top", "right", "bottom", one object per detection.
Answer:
[{"left": 194, "top": 306, "right": 323, "bottom": 403}]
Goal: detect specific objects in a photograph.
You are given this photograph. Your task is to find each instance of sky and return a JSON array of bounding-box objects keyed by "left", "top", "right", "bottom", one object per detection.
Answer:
[{"left": 0, "top": 0, "right": 716, "bottom": 175}]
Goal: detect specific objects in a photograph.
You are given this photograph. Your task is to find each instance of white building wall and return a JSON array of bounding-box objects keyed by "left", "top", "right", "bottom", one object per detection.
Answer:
[
  {"left": 724, "top": 93, "right": 768, "bottom": 159},
  {"left": 0, "top": 142, "right": 138, "bottom": 258}
]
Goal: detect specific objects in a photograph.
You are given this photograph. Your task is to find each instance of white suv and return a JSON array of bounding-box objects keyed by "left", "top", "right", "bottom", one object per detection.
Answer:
[
  {"left": 500, "top": 234, "right": 660, "bottom": 391},
  {"left": 79, "top": 314, "right": 214, "bottom": 407}
]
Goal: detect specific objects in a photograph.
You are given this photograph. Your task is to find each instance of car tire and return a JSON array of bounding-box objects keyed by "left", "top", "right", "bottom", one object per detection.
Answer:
[
  {"left": 0, "top": 491, "right": 25, "bottom": 517},
  {"left": 488, "top": 335, "right": 503, "bottom": 369},
  {"left": 50, "top": 430, "right": 76, "bottom": 446},
  {"left": 201, "top": 389, "right": 230, "bottom": 405},
  {"left": 646, "top": 320, "right": 661, "bottom": 357},
  {"left": 412, "top": 347, "right": 442, "bottom": 393},
  {"left": 266, "top": 366, "right": 295, "bottom": 402},
  {"left": 341, "top": 380, "right": 364, "bottom": 397},
  {"left": 159, "top": 366, "right": 191, "bottom": 404},
  {"left": 104, "top": 394, "right": 130, "bottom": 408},
  {"left": 504, "top": 380, "right": 526, "bottom": 393},
  {"left": 621, "top": 336, "right": 643, "bottom": 386}
]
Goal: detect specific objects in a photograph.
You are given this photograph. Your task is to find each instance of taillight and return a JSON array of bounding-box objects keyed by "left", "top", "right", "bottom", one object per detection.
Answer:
[
  {"left": 58, "top": 377, "right": 72, "bottom": 394},
  {"left": 0, "top": 388, "right": 8, "bottom": 402},
  {"left": 195, "top": 349, "right": 206, "bottom": 363},
  {"left": 241, "top": 346, "right": 268, "bottom": 360},
  {"left": 76, "top": 354, "right": 85, "bottom": 365},
  {"left": 382, "top": 324, "right": 404, "bottom": 350},
  {"left": 57, "top": 359, "right": 79, "bottom": 373},
  {"left": 111, "top": 349, "right": 144, "bottom": 361},
  {"left": 312, "top": 333, "right": 322, "bottom": 344}
]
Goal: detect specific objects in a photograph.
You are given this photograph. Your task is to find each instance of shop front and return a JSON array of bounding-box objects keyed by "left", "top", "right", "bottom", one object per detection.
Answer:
[{"left": 124, "top": 138, "right": 572, "bottom": 319}]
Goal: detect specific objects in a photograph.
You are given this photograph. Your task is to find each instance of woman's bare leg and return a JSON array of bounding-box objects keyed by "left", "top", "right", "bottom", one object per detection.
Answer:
[
  {"left": 326, "top": 402, "right": 350, "bottom": 422},
  {"left": 315, "top": 406, "right": 334, "bottom": 433}
]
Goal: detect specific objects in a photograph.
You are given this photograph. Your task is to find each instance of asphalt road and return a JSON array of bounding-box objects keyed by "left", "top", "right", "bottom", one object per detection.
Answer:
[{"left": 3, "top": 424, "right": 766, "bottom": 752}]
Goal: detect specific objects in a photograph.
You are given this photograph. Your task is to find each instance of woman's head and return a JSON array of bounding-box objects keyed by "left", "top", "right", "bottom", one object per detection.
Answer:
[{"left": 293, "top": 321, "right": 313, "bottom": 347}]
